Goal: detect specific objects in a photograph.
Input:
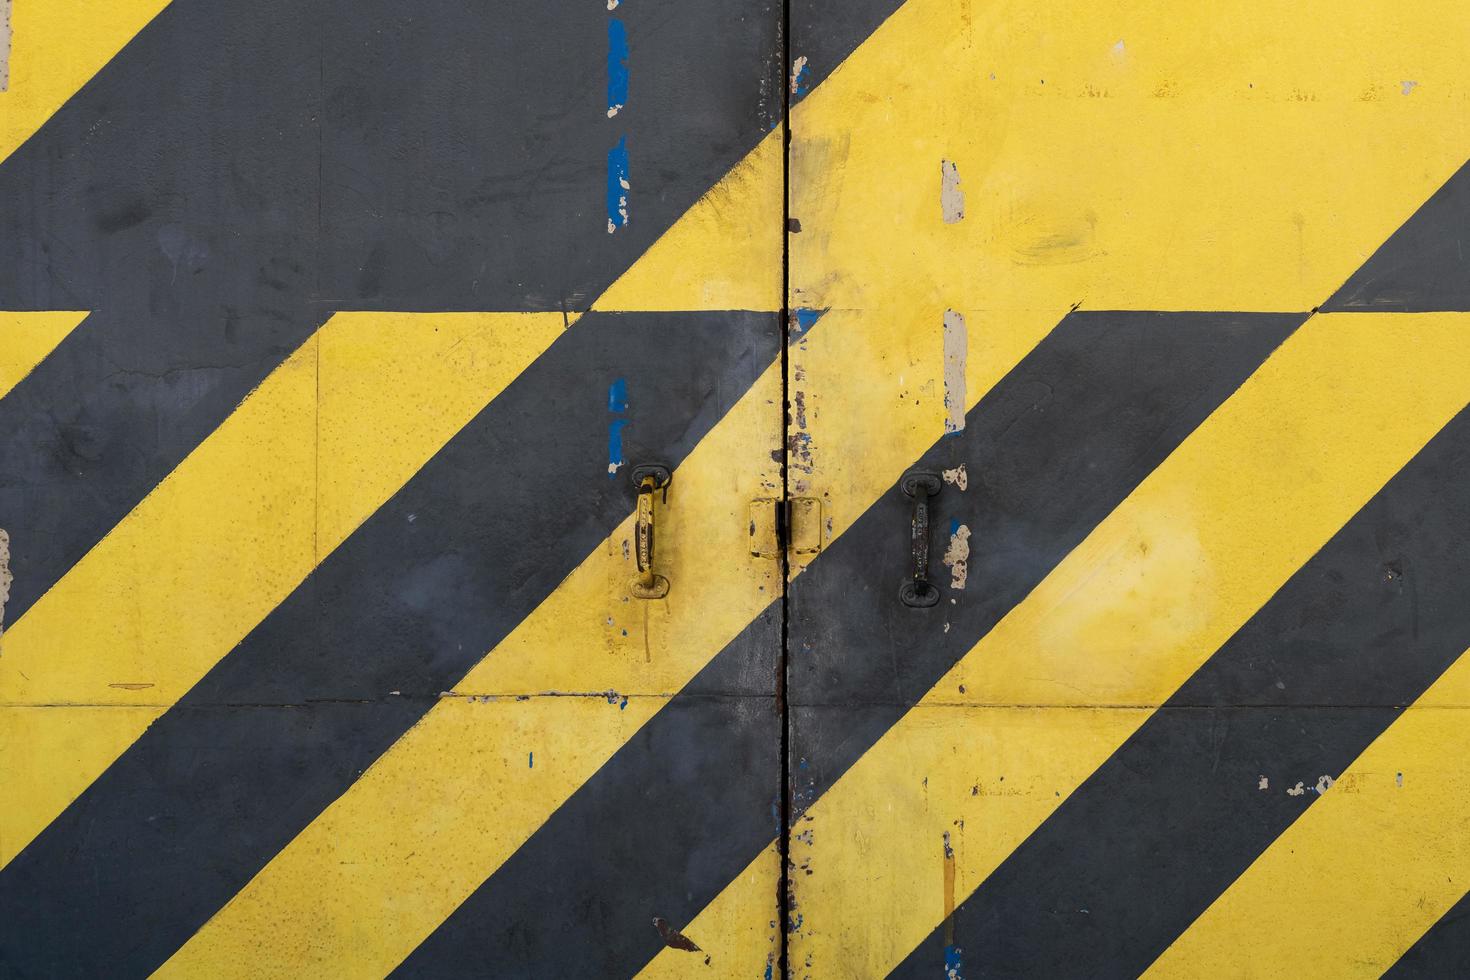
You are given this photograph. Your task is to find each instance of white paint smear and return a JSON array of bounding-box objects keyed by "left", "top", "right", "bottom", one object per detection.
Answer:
[
  {"left": 943, "top": 524, "right": 971, "bottom": 590},
  {"left": 940, "top": 160, "right": 965, "bottom": 223},
  {"left": 943, "top": 309, "right": 967, "bottom": 434},
  {"left": 0, "top": 528, "right": 10, "bottom": 640},
  {"left": 0, "top": 0, "right": 11, "bottom": 93},
  {"left": 790, "top": 55, "right": 809, "bottom": 96}
]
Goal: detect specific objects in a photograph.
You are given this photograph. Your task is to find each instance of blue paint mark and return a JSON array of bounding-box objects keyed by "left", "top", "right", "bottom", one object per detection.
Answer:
[
  {"left": 607, "top": 20, "right": 629, "bottom": 117},
  {"left": 608, "top": 377, "right": 629, "bottom": 412},
  {"left": 790, "top": 307, "right": 828, "bottom": 343},
  {"left": 944, "top": 944, "right": 964, "bottom": 979},
  {"left": 528, "top": 752, "right": 534, "bottom": 769},
  {"left": 950, "top": 518, "right": 961, "bottom": 535},
  {"left": 608, "top": 418, "right": 629, "bottom": 478},
  {"left": 793, "top": 58, "right": 812, "bottom": 97},
  {"left": 607, "top": 137, "right": 630, "bottom": 232},
  {"left": 764, "top": 962, "right": 774, "bottom": 980}
]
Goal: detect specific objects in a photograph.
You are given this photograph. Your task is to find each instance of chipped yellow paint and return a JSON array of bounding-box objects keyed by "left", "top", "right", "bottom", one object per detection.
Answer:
[
  {"left": 0, "top": 310, "right": 89, "bottom": 400},
  {"left": 0, "top": 312, "right": 568, "bottom": 867},
  {"left": 0, "top": 0, "right": 170, "bottom": 164},
  {"left": 1146, "top": 648, "right": 1470, "bottom": 978},
  {"left": 687, "top": 313, "right": 1470, "bottom": 976}
]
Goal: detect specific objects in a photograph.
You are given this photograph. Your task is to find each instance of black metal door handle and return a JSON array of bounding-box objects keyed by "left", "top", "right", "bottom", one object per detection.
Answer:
[
  {"left": 899, "top": 471, "right": 942, "bottom": 607},
  {"left": 631, "top": 464, "right": 671, "bottom": 599}
]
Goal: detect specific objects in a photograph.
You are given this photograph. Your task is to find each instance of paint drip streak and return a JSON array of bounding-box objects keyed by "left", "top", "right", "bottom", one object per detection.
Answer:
[
  {"left": 607, "top": 137, "right": 630, "bottom": 233},
  {"left": 607, "top": 19, "right": 628, "bottom": 117}
]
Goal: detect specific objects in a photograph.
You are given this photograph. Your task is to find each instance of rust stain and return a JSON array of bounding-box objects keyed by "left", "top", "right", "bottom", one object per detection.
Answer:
[
  {"left": 652, "top": 916, "right": 702, "bottom": 953},
  {"left": 942, "top": 830, "right": 957, "bottom": 945}
]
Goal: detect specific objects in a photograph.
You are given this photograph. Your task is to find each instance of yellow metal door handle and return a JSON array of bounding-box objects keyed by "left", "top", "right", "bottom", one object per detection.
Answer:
[{"left": 630, "top": 464, "right": 671, "bottom": 599}]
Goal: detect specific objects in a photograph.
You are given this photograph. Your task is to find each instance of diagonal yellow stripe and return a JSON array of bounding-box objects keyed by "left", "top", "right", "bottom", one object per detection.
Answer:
[
  {"left": 649, "top": 313, "right": 1470, "bottom": 977},
  {"left": 0, "top": 311, "right": 569, "bottom": 866},
  {"left": 0, "top": 310, "right": 88, "bottom": 400},
  {"left": 1145, "top": 648, "right": 1470, "bottom": 979},
  {"left": 0, "top": 0, "right": 169, "bottom": 165},
  {"left": 152, "top": 126, "right": 787, "bottom": 980}
]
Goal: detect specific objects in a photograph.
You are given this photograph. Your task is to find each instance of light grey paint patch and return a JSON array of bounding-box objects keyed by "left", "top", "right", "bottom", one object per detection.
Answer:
[
  {"left": 943, "top": 523, "right": 970, "bottom": 589},
  {"left": 941, "top": 159, "right": 965, "bottom": 223},
  {"left": 0, "top": 528, "right": 11, "bottom": 641},
  {"left": 943, "top": 309, "right": 967, "bottom": 434},
  {"left": 1, "top": 0, "right": 11, "bottom": 93}
]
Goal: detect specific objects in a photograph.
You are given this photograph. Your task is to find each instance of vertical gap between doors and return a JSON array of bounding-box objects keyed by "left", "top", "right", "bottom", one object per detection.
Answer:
[{"left": 777, "top": 0, "right": 794, "bottom": 973}]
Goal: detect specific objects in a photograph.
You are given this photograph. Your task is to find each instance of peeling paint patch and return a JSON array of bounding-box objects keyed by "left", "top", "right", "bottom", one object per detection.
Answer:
[
  {"left": 942, "top": 464, "right": 968, "bottom": 491},
  {"left": 108, "top": 683, "right": 155, "bottom": 691},
  {"left": 1286, "top": 781, "right": 1305, "bottom": 797},
  {"left": 943, "top": 309, "right": 967, "bottom": 434},
  {"left": 608, "top": 420, "right": 628, "bottom": 477},
  {"left": 606, "top": 137, "right": 630, "bottom": 233},
  {"left": 0, "top": 1, "right": 9, "bottom": 93},
  {"left": 1401, "top": 80, "right": 1418, "bottom": 95},
  {"left": 1397, "top": 771, "right": 1404, "bottom": 787},
  {"left": 1111, "top": 39, "right": 1126, "bottom": 60},
  {"left": 607, "top": 19, "right": 629, "bottom": 117},
  {"left": 1257, "top": 775, "right": 1268, "bottom": 790},
  {"left": 944, "top": 944, "right": 965, "bottom": 980},
  {"left": 0, "top": 528, "right": 10, "bottom": 640},
  {"left": 790, "top": 55, "right": 811, "bottom": 97},
  {"left": 790, "top": 307, "right": 828, "bottom": 343},
  {"left": 943, "top": 522, "right": 970, "bottom": 589},
  {"left": 940, "top": 160, "right": 965, "bottom": 223},
  {"left": 607, "top": 0, "right": 619, "bottom": 8},
  {"left": 652, "top": 917, "right": 701, "bottom": 952}
]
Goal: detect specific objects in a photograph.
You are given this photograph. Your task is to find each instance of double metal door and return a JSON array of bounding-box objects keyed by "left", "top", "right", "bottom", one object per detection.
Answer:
[{"left": 4, "top": 1, "right": 1470, "bottom": 977}]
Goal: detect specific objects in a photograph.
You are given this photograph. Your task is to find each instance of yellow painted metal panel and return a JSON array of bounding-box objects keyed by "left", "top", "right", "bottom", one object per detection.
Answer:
[
  {"left": 0, "top": 312, "right": 567, "bottom": 866},
  {"left": 1147, "top": 651, "right": 1470, "bottom": 978},
  {"left": 682, "top": 313, "right": 1470, "bottom": 975}
]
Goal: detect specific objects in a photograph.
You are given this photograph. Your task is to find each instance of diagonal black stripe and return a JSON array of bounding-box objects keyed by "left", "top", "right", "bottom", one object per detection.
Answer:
[
  {"left": 1322, "top": 159, "right": 1470, "bottom": 313},
  {"left": 0, "top": 0, "right": 786, "bottom": 624},
  {"left": 890, "top": 403, "right": 1470, "bottom": 980},
  {"left": 1385, "top": 890, "right": 1470, "bottom": 977},
  {"left": 392, "top": 311, "right": 1301, "bottom": 978},
  {"left": 789, "top": 0, "right": 906, "bottom": 99},
  {"left": 0, "top": 312, "right": 778, "bottom": 978}
]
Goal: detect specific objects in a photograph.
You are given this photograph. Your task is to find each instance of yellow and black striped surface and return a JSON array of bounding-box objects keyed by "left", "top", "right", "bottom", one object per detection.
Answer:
[{"left": 3, "top": 1, "right": 1470, "bottom": 977}]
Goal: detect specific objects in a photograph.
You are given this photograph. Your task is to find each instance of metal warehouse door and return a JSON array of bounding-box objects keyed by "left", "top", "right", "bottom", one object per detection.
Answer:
[
  {"left": 777, "top": 1, "right": 1470, "bottom": 978},
  {"left": 7, "top": 2, "right": 1470, "bottom": 979},
  {"left": 0, "top": 1, "right": 794, "bottom": 976}
]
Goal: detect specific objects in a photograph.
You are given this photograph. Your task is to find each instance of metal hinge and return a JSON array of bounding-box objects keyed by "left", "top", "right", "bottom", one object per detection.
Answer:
[{"left": 749, "top": 497, "right": 823, "bottom": 559}]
